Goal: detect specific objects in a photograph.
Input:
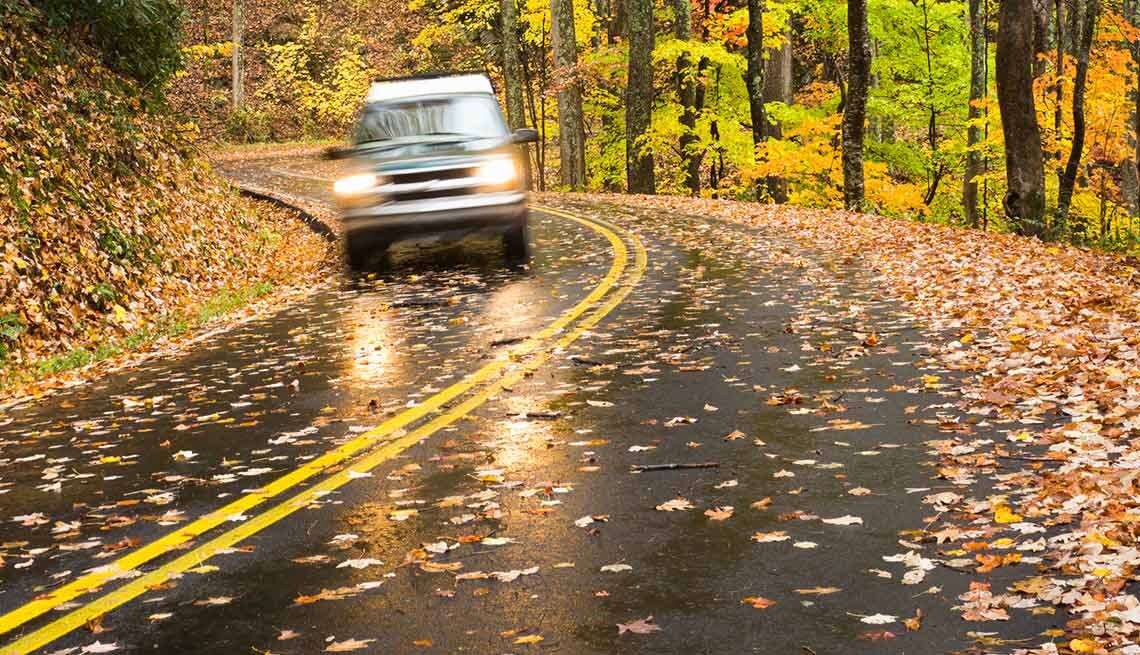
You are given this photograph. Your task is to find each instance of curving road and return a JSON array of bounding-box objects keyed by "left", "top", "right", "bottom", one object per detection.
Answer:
[{"left": 0, "top": 152, "right": 1055, "bottom": 654}]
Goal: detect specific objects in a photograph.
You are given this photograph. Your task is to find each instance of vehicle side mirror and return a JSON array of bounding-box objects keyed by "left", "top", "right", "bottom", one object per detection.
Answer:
[
  {"left": 511, "top": 128, "right": 539, "bottom": 144},
  {"left": 322, "top": 145, "right": 355, "bottom": 160}
]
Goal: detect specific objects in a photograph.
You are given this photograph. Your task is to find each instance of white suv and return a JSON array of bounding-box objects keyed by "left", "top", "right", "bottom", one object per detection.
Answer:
[{"left": 330, "top": 73, "right": 538, "bottom": 268}]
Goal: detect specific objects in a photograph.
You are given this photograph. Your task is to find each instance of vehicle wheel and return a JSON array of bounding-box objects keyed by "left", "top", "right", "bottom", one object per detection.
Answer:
[
  {"left": 503, "top": 221, "right": 529, "bottom": 264},
  {"left": 345, "top": 237, "right": 371, "bottom": 270}
]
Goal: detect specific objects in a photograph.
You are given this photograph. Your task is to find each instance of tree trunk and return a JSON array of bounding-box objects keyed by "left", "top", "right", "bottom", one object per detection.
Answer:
[
  {"left": 918, "top": 0, "right": 945, "bottom": 207},
  {"left": 762, "top": 34, "right": 792, "bottom": 202},
  {"left": 964, "top": 0, "right": 987, "bottom": 227},
  {"left": 1033, "top": 0, "right": 1051, "bottom": 77},
  {"left": 231, "top": 0, "right": 245, "bottom": 111},
  {"left": 1056, "top": 0, "right": 1098, "bottom": 227},
  {"left": 745, "top": 0, "right": 767, "bottom": 201},
  {"left": 1132, "top": 0, "right": 1140, "bottom": 216},
  {"left": 521, "top": 42, "right": 546, "bottom": 188},
  {"left": 996, "top": 0, "right": 1047, "bottom": 236},
  {"left": 1053, "top": 0, "right": 1063, "bottom": 136},
  {"left": 674, "top": 0, "right": 701, "bottom": 195},
  {"left": 501, "top": 0, "right": 527, "bottom": 130},
  {"left": 551, "top": 0, "right": 587, "bottom": 189},
  {"left": 842, "top": 0, "right": 871, "bottom": 211},
  {"left": 625, "top": 0, "right": 655, "bottom": 194},
  {"left": 763, "top": 37, "right": 793, "bottom": 118}
]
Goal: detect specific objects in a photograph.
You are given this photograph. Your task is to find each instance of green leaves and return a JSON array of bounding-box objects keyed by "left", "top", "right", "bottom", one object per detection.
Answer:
[{"left": 35, "top": 0, "right": 185, "bottom": 92}]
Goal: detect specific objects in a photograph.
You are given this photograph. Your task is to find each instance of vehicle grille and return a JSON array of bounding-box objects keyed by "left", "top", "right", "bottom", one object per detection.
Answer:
[
  {"left": 389, "top": 187, "right": 477, "bottom": 202},
  {"left": 388, "top": 167, "right": 475, "bottom": 185}
]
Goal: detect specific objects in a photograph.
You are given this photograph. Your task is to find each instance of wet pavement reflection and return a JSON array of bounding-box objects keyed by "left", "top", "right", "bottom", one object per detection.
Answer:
[{"left": 0, "top": 155, "right": 1061, "bottom": 655}]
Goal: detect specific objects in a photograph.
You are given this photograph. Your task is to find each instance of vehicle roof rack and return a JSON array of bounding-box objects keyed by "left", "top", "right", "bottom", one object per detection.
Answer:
[
  {"left": 366, "top": 72, "right": 496, "bottom": 103},
  {"left": 374, "top": 70, "right": 488, "bottom": 83}
]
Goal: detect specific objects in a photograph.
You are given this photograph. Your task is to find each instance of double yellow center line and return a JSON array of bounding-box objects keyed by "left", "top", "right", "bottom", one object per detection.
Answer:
[{"left": 0, "top": 206, "right": 645, "bottom": 655}]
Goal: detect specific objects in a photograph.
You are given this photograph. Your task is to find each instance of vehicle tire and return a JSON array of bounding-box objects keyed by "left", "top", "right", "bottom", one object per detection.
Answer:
[
  {"left": 503, "top": 220, "right": 529, "bottom": 264},
  {"left": 347, "top": 236, "right": 391, "bottom": 270},
  {"left": 346, "top": 236, "right": 371, "bottom": 271}
]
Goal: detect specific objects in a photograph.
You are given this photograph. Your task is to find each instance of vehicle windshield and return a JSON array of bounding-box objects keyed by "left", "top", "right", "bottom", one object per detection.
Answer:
[{"left": 353, "top": 95, "right": 508, "bottom": 144}]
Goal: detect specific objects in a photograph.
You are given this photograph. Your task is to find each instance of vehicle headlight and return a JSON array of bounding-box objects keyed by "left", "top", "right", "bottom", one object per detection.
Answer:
[
  {"left": 333, "top": 173, "right": 379, "bottom": 195},
  {"left": 475, "top": 158, "right": 517, "bottom": 186}
]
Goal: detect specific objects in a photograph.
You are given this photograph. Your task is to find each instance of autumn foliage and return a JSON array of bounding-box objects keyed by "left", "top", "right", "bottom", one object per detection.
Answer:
[{"left": 0, "top": 3, "right": 329, "bottom": 369}]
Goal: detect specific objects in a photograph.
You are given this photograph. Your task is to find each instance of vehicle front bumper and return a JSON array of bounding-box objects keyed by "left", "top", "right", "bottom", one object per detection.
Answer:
[{"left": 341, "top": 192, "right": 527, "bottom": 237}]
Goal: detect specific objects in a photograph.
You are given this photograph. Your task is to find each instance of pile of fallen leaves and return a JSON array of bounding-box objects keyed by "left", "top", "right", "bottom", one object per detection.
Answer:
[
  {"left": 545, "top": 191, "right": 1140, "bottom": 654},
  {"left": 0, "top": 3, "right": 332, "bottom": 370}
]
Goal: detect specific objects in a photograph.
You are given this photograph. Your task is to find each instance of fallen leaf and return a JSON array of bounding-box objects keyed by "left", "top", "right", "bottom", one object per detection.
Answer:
[
  {"left": 325, "top": 638, "right": 375, "bottom": 652},
  {"left": 617, "top": 616, "right": 662, "bottom": 635},
  {"left": 655, "top": 498, "right": 694, "bottom": 512},
  {"left": 903, "top": 608, "right": 923, "bottom": 632},
  {"left": 600, "top": 563, "right": 633, "bottom": 573},
  {"left": 337, "top": 558, "right": 384, "bottom": 570},
  {"left": 856, "top": 630, "right": 897, "bottom": 641},
  {"left": 751, "top": 531, "right": 790, "bottom": 543},
  {"left": 704, "top": 506, "right": 734, "bottom": 521},
  {"left": 794, "top": 586, "right": 841, "bottom": 595},
  {"left": 820, "top": 515, "right": 863, "bottom": 526}
]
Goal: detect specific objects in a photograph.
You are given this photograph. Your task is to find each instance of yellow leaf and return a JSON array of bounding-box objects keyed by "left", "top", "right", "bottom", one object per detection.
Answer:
[
  {"left": 1070, "top": 638, "right": 1098, "bottom": 653},
  {"left": 513, "top": 635, "right": 543, "bottom": 645},
  {"left": 994, "top": 505, "right": 1022, "bottom": 524},
  {"left": 1087, "top": 531, "right": 1120, "bottom": 547}
]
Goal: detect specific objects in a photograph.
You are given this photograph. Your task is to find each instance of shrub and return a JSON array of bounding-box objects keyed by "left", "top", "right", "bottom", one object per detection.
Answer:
[
  {"left": 29, "top": 0, "right": 184, "bottom": 91},
  {"left": 226, "top": 108, "right": 273, "bottom": 143}
]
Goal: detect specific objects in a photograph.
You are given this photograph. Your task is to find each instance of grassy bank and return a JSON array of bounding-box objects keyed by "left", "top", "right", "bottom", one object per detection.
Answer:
[{"left": 0, "top": 281, "right": 280, "bottom": 395}]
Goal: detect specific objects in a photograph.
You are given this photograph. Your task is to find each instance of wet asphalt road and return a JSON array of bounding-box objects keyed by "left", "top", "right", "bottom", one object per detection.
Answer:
[{"left": 0, "top": 154, "right": 1060, "bottom": 654}]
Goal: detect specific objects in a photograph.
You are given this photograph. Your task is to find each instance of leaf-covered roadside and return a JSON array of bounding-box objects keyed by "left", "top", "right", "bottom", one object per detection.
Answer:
[
  {"left": 548, "top": 192, "right": 1140, "bottom": 654},
  {"left": 0, "top": 4, "right": 333, "bottom": 382}
]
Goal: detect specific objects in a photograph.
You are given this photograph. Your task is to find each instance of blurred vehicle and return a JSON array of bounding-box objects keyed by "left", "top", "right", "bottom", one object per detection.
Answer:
[{"left": 329, "top": 73, "right": 538, "bottom": 268}]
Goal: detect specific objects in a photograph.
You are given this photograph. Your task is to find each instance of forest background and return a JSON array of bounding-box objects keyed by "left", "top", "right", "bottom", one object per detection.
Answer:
[{"left": 23, "top": 0, "right": 1140, "bottom": 248}]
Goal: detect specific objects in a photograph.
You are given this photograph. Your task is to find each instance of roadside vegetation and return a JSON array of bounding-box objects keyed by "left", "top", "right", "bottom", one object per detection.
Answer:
[
  {"left": 183, "top": 0, "right": 1140, "bottom": 250},
  {"left": 0, "top": 1, "right": 332, "bottom": 391}
]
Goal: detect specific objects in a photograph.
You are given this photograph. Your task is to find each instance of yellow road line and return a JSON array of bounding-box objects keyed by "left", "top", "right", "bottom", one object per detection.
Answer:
[{"left": 0, "top": 207, "right": 645, "bottom": 655}]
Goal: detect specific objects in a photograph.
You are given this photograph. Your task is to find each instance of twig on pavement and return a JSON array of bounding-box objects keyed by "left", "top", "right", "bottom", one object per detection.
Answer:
[{"left": 631, "top": 462, "right": 719, "bottom": 472}]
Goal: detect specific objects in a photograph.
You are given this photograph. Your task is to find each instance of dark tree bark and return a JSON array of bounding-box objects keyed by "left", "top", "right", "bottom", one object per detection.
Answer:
[
  {"left": 996, "top": 0, "right": 1047, "bottom": 236},
  {"left": 918, "top": 0, "right": 946, "bottom": 207},
  {"left": 520, "top": 38, "right": 546, "bottom": 189},
  {"left": 674, "top": 0, "right": 701, "bottom": 195},
  {"left": 763, "top": 38, "right": 793, "bottom": 117},
  {"left": 763, "top": 33, "right": 792, "bottom": 202},
  {"left": 551, "top": 0, "right": 587, "bottom": 189},
  {"left": 232, "top": 0, "right": 245, "bottom": 110},
  {"left": 964, "top": 0, "right": 987, "bottom": 227},
  {"left": 501, "top": 0, "right": 527, "bottom": 130},
  {"left": 842, "top": 0, "right": 871, "bottom": 211},
  {"left": 1130, "top": 0, "right": 1140, "bottom": 215},
  {"left": 625, "top": 0, "right": 656, "bottom": 193},
  {"left": 1057, "top": 0, "right": 1099, "bottom": 226},
  {"left": 1033, "top": 0, "right": 1052, "bottom": 77},
  {"left": 745, "top": 0, "right": 767, "bottom": 200},
  {"left": 1053, "top": 0, "right": 1063, "bottom": 135}
]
